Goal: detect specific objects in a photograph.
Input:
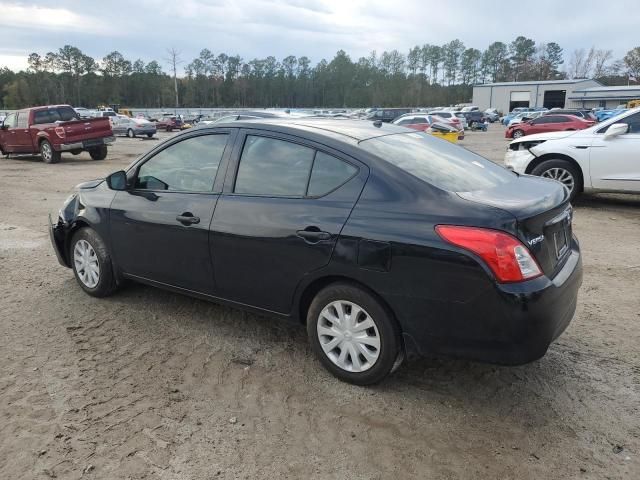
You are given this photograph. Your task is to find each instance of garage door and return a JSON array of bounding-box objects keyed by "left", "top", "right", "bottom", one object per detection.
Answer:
[
  {"left": 510, "top": 91, "right": 530, "bottom": 102},
  {"left": 509, "top": 91, "right": 531, "bottom": 111}
]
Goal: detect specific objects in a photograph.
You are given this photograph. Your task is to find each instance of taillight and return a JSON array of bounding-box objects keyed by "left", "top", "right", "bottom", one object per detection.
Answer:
[
  {"left": 54, "top": 126, "right": 65, "bottom": 138},
  {"left": 435, "top": 225, "right": 542, "bottom": 283}
]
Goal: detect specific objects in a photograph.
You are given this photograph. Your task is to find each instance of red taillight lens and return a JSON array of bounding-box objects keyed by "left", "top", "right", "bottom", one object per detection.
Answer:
[
  {"left": 54, "top": 126, "right": 65, "bottom": 138},
  {"left": 435, "top": 225, "right": 542, "bottom": 283}
]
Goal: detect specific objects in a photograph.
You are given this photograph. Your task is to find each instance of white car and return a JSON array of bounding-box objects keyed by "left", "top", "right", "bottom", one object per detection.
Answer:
[
  {"left": 504, "top": 108, "right": 640, "bottom": 201},
  {"left": 453, "top": 112, "right": 469, "bottom": 129}
]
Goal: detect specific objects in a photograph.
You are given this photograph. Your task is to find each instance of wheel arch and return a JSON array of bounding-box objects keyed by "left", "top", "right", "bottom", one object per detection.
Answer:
[
  {"left": 524, "top": 153, "right": 585, "bottom": 192},
  {"left": 296, "top": 274, "right": 415, "bottom": 359},
  {"left": 296, "top": 275, "right": 396, "bottom": 327}
]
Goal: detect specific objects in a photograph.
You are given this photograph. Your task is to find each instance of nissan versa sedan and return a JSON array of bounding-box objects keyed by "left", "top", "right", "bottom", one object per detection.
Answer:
[{"left": 50, "top": 119, "right": 582, "bottom": 384}]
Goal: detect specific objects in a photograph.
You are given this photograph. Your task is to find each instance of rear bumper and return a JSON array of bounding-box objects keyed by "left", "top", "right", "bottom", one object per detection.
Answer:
[
  {"left": 58, "top": 136, "right": 115, "bottom": 151},
  {"left": 399, "top": 240, "right": 583, "bottom": 365}
]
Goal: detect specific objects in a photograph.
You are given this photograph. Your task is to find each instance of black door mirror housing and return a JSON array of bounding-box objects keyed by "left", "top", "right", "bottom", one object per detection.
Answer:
[{"left": 106, "top": 170, "right": 128, "bottom": 191}]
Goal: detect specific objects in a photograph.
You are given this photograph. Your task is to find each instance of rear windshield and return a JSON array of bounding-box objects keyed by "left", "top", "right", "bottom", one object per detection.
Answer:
[{"left": 359, "top": 132, "right": 515, "bottom": 192}]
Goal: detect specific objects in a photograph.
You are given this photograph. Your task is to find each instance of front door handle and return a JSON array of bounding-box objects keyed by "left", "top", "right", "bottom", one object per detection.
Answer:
[
  {"left": 296, "top": 228, "right": 332, "bottom": 243},
  {"left": 176, "top": 213, "right": 200, "bottom": 225}
]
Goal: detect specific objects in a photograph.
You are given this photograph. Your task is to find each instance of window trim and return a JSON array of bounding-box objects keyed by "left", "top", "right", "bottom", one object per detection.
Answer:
[
  {"left": 228, "top": 130, "right": 360, "bottom": 200},
  {"left": 129, "top": 131, "right": 232, "bottom": 195}
]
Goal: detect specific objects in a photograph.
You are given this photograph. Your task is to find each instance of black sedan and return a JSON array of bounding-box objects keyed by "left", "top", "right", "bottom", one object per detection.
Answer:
[{"left": 50, "top": 119, "right": 582, "bottom": 384}]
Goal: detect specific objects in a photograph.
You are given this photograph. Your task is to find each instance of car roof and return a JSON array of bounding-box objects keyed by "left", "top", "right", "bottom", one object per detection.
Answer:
[{"left": 202, "top": 118, "right": 410, "bottom": 144}]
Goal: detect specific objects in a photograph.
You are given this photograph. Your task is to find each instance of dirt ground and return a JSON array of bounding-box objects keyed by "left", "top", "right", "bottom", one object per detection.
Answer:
[{"left": 1, "top": 124, "right": 639, "bottom": 480}]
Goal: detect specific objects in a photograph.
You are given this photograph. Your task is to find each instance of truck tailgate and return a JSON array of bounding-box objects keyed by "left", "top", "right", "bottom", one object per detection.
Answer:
[{"left": 59, "top": 118, "right": 113, "bottom": 144}]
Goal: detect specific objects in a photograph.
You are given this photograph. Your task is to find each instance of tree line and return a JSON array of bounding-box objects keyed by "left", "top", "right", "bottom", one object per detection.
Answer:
[{"left": 1, "top": 40, "right": 639, "bottom": 110}]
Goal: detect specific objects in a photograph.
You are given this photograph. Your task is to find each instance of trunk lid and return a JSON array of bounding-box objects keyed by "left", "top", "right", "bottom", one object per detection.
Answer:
[
  {"left": 458, "top": 175, "right": 573, "bottom": 278},
  {"left": 59, "top": 117, "right": 113, "bottom": 143}
]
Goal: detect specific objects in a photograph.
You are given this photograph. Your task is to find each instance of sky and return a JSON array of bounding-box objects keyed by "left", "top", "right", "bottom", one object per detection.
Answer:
[{"left": 0, "top": 0, "right": 638, "bottom": 74}]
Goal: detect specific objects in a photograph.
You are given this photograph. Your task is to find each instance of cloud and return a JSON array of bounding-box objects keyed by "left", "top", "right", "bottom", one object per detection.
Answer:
[
  {"left": 0, "top": 0, "right": 638, "bottom": 74},
  {"left": 0, "top": 2, "right": 111, "bottom": 34}
]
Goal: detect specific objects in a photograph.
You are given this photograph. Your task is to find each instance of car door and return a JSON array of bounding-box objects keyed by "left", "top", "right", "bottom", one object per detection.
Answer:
[
  {"left": 210, "top": 130, "right": 367, "bottom": 314},
  {"left": 109, "top": 130, "right": 235, "bottom": 293},
  {"left": 1, "top": 113, "right": 19, "bottom": 152},
  {"left": 589, "top": 112, "right": 640, "bottom": 192},
  {"left": 12, "top": 111, "right": 34, "bottom": 153}
]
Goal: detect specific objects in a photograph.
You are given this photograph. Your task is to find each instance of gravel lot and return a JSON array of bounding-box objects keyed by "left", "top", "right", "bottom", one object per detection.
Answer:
[{"left": 1, "top": 124, "right": 639, "bottom": 479}]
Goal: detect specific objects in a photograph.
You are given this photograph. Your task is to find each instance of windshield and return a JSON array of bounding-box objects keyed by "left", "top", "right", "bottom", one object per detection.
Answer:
[{"left": 359, "top": 132, "right": 515, "bottom": 192}]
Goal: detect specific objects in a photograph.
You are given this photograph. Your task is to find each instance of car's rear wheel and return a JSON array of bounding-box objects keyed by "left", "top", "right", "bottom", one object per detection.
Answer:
[
  {"left": 512, "top": 129, "right": 525, "bottom": 139},
  {"left": 127, "top": 128, "right": 135, "bottom": 138},
  {"left": 531, "top": 159, "right": 583, "bottom": 202},
  {"left": 307, "top": 283, "right": 401, "bottom": 385},
  {"left": 146, "top": 133, "right": 154, "bottom": 138},
  {"left": 89, "top": 145, "right": 108, "bottom": 160},
  {"left": 40, "top": 140, "right": 61, "bottom": 164},
  {"left": 70, "top": 228, "right": 118, "bottom": 297}
]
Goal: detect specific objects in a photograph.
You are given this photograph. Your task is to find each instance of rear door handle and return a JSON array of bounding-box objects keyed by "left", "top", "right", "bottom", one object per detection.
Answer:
[
  {"left": 296, "top": 228, "right": 332, "bottom": 243},
  {"left": 176, "top": 213, "right": 200, "bottom": 225}
]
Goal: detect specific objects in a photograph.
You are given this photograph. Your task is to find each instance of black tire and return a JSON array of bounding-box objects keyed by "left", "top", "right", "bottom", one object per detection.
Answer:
[
  {"left": 307, "top": 282, "right": 401, "bottom": 385},
  {"left": 70, "top": 228, "right": 118, "bottom": 297},
  {"left": 512, "top": 129, "right": 525, "bottom": 139},
  {"left": 146, "top": 133, "right": 154, "bottom": 138},
  {"left": 40, "top": 140, "right": 61, "bottom": 164},
  {"left": 166, "top": 127, "right": 172, "bottom": 132},
  {"left": 531, "top": 159, "right": 583, "bottom": 202},
  {"left": 127, "top": 128, "right": 135, "bottom": 138},
  {"left": 89, "top": 145, "right": 108, "bottom": 160}
]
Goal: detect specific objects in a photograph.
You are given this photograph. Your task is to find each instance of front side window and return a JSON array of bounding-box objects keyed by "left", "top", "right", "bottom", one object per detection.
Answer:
[
  {"left": 360, "top": 131, "right": 514, "bottom": 192},
  {"left": 234, "top": 136, "right": 314, "bottom": 196},
  {"left": 3, "top": 113, "right": 17, "bottom": 128},
  {"left": 598, "top": 112, "right": 640, "bottom": 134},
  {"left": 135, "top": 134, "right": 228, "bottom": 192}
]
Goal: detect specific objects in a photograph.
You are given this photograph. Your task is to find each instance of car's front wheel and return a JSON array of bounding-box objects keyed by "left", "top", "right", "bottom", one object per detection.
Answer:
[
  {"left": 512, "top": 129, "right": 525, "bottom": 139},
  {"left": 307, "top": 283, "right": 402, "bottom": 385},
  {"left": 127, "top": 128, "right": 135, "bottom": 138},
  {"left": 70, "top": 228, "right": 118, "bottom": 297},
  {"left": 531, "top": 159, "right": 583, "bottom": 202}
]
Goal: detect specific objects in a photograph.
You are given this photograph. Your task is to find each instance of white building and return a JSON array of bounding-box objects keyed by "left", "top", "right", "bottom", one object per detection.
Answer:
[
  {"left": 566, "top": 85, "right": 640, "bottom": 109},
  {"left": 472, "top": 79, "right": 602, "bottom": 114}
]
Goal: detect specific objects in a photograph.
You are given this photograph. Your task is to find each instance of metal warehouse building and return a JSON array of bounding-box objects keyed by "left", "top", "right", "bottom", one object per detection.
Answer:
[
  {"left": 472, "top": 79, "right": 602, "bottom": 113},
  {"left": 566, "top": 85, "right": 640, "bottom": 109}
]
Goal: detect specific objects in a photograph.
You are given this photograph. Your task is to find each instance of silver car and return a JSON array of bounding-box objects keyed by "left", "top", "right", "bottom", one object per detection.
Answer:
[{"left": 111, "top": 116, "right": 157, "bottom": 138}]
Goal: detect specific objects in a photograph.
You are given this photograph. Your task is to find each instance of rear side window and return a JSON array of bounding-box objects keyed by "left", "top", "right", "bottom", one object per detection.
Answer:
[
  {"left": 360, "top": 131, "right": 514, "bottom": 192},
  {"left": 16, "top": 112, "right": 28, "bottom": 128},
  {"left": 136, "top": 134, "right": 228, "bottom": 192},
  {"left": 234, "top": 136, "right": 315, "bottom": 196},
  {"left": 307, "top": 152, "right": 357, "bottom": 197},
  {"left": 34, "top": 110, "right": 54, "bottom": 124}
]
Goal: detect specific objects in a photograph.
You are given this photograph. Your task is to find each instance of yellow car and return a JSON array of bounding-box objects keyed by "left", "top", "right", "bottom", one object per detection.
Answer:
[
  {"left": 180, "top": 122, "right": 193, "bottom": 130},
  {"left": 426, "top": 123, "right": 460, "bottom": 143}
]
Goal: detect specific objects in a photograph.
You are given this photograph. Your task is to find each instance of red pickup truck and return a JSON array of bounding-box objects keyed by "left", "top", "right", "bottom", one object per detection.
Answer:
[{"left": 0, "top": 105, "right": 114, "bottom": 163}]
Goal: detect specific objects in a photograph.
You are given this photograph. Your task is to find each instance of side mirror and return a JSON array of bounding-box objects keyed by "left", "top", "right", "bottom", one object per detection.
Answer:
[
  {"left": 106, "top": 170, "right": 128, "bottom": 191},
  {"left": 604, "top": 123, "right": 628, "bottom": 139}
]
